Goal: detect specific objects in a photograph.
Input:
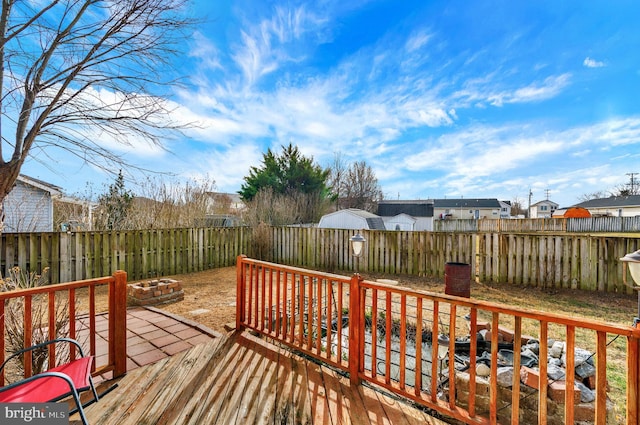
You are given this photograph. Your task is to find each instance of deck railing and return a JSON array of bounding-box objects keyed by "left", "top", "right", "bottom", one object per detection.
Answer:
[
  {"left": 0, "top": 270, "right": 128, "bottom": 384},
  {"left": 236, "top": 256, "right": 640, "bottom": 424}
]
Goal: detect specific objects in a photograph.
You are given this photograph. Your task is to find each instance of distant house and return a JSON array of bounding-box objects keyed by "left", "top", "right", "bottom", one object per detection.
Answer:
[
  {"left": 529, "top": 200, "right": 559, "bottom": 218},
  {"left": 573, "top": 195, "right": 640, "bottom": 217},
  {"left": 499, "top": 201, "right": 512, "bottom": 218},
  {"left": 317, "top": 209, "right": 386, "bottom": 230},
  {"left": 434, "top": 198, "right": 502, "bottom": 220},
  {"left": 377, "top": 200, "right": 434, "bottom": 231},
  {"left": 3, "top": 175, "right": 62, "bottom": 232}
]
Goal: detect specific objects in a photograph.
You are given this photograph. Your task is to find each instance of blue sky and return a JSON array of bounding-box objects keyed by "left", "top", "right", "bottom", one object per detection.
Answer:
[{"left": 21, "top": 0, "right": 640, "bottom": 207}]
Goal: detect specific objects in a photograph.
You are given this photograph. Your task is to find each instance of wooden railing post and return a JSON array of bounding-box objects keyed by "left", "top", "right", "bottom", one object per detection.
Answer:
[
  {"left": 628, "top": 324, "right": 640, "bottom": 425},
  {"left": 349, "top": 273, "right": 362, "bottom": 387},
  {"left": 236, "top": 255, "right": 247, "bottom": 331},
  {"left": 111, "top": 270, "right": 128, "bottom": 378}
]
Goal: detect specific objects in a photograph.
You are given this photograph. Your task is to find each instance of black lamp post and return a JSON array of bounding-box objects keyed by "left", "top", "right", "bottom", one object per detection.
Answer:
[
  {"left": 620, "top": 249, "right": 640, "bottom": 325},
  {"left": 350, "top": 232, "right": 366, "bottom": 273}
]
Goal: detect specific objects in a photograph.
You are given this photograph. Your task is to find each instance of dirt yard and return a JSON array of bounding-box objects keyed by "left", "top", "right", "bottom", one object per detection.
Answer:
[{"left": 147, "top": 266, "right": 638, "bottom": 334}]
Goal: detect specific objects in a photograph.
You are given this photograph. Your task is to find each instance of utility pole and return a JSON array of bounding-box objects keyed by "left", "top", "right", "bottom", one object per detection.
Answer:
[
  {"left": 528, "top": 189, "right": 533, "bottom": 218},
  {"left": 627, "top": 173, "right": 639, "bottom": 194}
]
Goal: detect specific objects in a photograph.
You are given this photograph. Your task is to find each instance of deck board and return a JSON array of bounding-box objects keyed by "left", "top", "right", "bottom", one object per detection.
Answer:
[{"left": 80, "top": 331, "right": 450, "bottom": 425}]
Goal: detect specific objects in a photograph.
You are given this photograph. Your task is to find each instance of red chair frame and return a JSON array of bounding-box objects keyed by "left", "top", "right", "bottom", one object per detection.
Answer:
[{"left": 0, "top": 338, "right": 99, "bottom": 425}]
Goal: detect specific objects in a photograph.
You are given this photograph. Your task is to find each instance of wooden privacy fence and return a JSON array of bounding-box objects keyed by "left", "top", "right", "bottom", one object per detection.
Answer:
[
  {"left": 434, "top": 217, "right": 640, "bottom": 233},
  {"left": 1, "top": 226, "right": 639, "bottom": 293},
  {"left": 236, "top": 257, "right": 640, "bottom": 424},
  {"left": 0, "top": 270, "right": 128, "bottom": 384},
  {"left": 0, "top": 227, "right": 249, "bottom": 283},
  {"left": 266, "top": 227, "right": 640, "bottom": 293}
]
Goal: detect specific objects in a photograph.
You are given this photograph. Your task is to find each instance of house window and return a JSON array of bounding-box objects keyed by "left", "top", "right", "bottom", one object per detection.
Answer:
[{"left": 540, "top": 205, "right": 548, "bottom": 211}]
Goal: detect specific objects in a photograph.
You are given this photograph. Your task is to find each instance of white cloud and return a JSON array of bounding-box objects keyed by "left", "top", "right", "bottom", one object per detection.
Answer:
[
  {"left": 405, "top": 30, "right": 432, "bottom": 52},
  {"left": 231, "top": 5, "right": 330, "bottom": 87},
  {"left": 488, "top": 73, "right": 572, "bottom": 106},
  {"left": 583, "top": 57, "right": 605, "bottom": 68}
]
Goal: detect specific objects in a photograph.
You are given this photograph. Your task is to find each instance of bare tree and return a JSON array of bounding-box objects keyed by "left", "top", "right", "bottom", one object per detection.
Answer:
[
  {"left": 91, "top": 175, "right": 216, "bottom": 230},
  {"left": 0, "top": 0, "right": 195, "bottom": 224},
  {"left": 340, "top": 161, "right": 383, "bottom": 212},
  {"left": 510, "top": 197, "right": 526, "bottom": 217},
  {"left": 577, "top": 190, "right": 610, "bottom": 202},
  {"left": 327, "top": 152, "right": 347, "bottom": 210}
]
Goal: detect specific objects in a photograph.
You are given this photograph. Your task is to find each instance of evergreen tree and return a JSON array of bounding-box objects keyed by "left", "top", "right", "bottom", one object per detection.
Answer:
[
  {"left": 97, "top": 171, "right": 133, "bottom": 230},
  {"left": 239, "top": 144, "right": 331, "bottom": 224},
  {"left": 239, "top": 144, "right": 330, "bottom": 201}
]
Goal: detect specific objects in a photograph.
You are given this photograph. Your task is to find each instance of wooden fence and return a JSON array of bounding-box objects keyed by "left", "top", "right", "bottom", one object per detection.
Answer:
[
  {"left": 265, "top": 228, "right": 640, "bottom": 293},
  {"left": 0, "top": 228, "right": 249, "bottom": 283},
  {"left": 434, "top": 216, "right": 640, "bottom": 233},
  {"left": 1, "top": 226, "right": 639, "bottom": 293}
]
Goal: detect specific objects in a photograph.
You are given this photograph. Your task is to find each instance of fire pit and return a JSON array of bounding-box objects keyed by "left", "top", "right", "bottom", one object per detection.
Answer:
[{"left": 127, "top": 279, "right": 184, "bottom": 306}]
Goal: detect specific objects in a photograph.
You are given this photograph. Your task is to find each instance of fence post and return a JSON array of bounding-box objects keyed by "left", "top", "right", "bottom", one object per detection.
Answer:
[
  {"left": 349, "top": 273, "right": 363, "bottom": 387},
  {"left": 628, "top": 325, "right": 640, "bottom": 424},
  {"left": 111, "top": 270, "right": 128, "bottom": 378},
  {"left": 236, "top": 255, "right": 247, "bottom": 331}
]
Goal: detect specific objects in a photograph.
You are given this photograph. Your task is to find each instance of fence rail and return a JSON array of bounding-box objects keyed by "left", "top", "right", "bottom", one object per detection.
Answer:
[
  {"left": 0, "top": 270, "right": 128, "bottom": 384},
  {"left": 236, "top": 257, "right": 640, "bottom": 424}
]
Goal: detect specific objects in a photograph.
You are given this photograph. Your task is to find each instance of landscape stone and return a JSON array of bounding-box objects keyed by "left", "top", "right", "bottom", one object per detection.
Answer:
[
  {"left": 496, "top": 367, "right": 514, "bottom": 387},
  {"left": 550, "top": 340, "right": 564, "bottom": 358},
  {"left": 547, "top": 364, "right": 565, "bottom": 381},
  {"left": 576, "top": 381, "right": 595, "bottom": 403}
]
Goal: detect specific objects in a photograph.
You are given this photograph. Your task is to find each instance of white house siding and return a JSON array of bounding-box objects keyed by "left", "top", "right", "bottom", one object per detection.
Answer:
[
  {"left": 587, "top": 206, "right": 640, "bottom": 217},
  {"left": 3, "top": 181, "right": 55, "bottom": 232},
  {"left": 434, "top": 207, "right": 498, "bottom": 220},
  {"left": 529, "top": 200, "right": 559, "bottom": 219}
]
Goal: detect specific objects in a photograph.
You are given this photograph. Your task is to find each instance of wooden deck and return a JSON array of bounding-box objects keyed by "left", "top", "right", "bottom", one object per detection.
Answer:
[{"left": 79, "top": 331, "right": 450, "bottom": 424}]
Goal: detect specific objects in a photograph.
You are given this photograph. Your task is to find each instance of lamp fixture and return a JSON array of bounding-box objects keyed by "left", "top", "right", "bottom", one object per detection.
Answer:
[
  {"left": 620, "top": 249, "right": 640, "bottom": 325},
  {"left": 350, "top": 232, "right": 366, "bottom": 258}
]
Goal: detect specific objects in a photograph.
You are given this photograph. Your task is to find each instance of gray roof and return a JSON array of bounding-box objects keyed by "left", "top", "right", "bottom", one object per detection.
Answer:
[
  {"left": 365, "top": 217, "right": 386, "bottom": 230},
  {"left": 17, "top": 174, "right": 63, "bottom": 194},
  {"left": 377, "top": 200, "right": 434, "bottom": 217},
  {"left": 343, "top": 209, "right": 386, "bottom": 230},
  {"left": 531, "top": 200, "right": 559, "bottom": 207},
  {"left": 433, "top": 198, "right": 501, "bottom": 208},
  {"left": 346, "top": 208, "right": 380, "bottom": 219},
  {"left": 574, "top": 195, "right": 640, "bottom": 209}
]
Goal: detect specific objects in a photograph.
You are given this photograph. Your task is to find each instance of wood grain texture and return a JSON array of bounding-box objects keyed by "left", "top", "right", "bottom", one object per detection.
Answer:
[{"left": 81, "top": 331, "right": 448, "bottom": 425}]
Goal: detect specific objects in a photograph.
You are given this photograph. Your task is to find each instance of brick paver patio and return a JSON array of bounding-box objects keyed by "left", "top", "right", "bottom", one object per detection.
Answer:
[{"left": 92, "top": 306, "right": 221, "bottom": 380}]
